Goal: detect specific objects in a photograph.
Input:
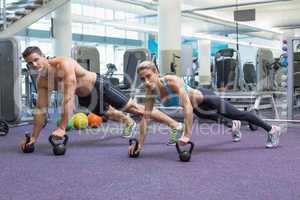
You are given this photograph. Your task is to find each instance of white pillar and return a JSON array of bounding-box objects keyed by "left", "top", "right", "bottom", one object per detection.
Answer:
[
  {"left": 158, "top": 0, "right": 181, "bottom": 75},
  {"left": 53, "top": 2, "right": 72, "bottom": 57},
  {"left": 198, "top": 39, "right": 211, "bottom": 85}
]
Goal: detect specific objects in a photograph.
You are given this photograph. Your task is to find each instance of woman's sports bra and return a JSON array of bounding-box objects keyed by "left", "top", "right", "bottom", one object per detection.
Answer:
[{"left": 157, "top": 79, "right": 189, "bottom": 107}]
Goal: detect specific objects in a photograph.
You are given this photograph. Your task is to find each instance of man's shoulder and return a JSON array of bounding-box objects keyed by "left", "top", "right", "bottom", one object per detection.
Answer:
[{"left": 49, "top": 56, "right": 73, "bottom": 66}]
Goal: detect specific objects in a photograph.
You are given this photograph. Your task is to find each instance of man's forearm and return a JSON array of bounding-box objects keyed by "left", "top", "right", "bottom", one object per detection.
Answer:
[
  {"left": 59, "top": 100, "right": 74, "bottom": 130},
  {"left": 31, "top": 111, "right": 46, "bottom": 141}
]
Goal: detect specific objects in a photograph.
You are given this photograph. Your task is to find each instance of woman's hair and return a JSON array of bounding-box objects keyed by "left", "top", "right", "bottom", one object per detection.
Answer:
[{"left": 137, "top": 60, "right": 158, "bottom": 74}]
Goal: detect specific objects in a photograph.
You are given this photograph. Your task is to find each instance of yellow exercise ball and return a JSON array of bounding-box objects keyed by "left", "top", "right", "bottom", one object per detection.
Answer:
[{"left": 72, "top": 112, "right": 88, "bottom": 129}]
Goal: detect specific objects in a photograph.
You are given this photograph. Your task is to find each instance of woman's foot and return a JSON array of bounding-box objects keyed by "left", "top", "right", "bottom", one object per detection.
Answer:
[
  {"left": 232, "top": 120, "right": 242, "bottom": 142},
  {"left": 266, "top": 125, "right": 281, "bottom": 148},
  {"left": 167, "top": 123, "right": 183, "bottom": 146}
]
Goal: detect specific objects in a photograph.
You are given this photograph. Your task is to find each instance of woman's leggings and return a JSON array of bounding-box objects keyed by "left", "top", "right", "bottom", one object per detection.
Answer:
[{"left": 194, "top": 88, "right": 272, "bottom": 132}]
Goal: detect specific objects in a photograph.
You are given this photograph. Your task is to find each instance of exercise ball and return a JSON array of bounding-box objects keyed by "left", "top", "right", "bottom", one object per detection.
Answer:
[
  {"left": 88, "top": 113, "right": 103, "bottom": 128},
  {"left": 73, "top": 113, "right": 88, "bottom": 129}
]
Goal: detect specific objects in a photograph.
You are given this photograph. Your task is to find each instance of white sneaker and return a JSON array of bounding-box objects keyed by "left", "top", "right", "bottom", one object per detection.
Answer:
[
  {"left": 232, "top": 120, "right": 242, "bottom": 142},
  {"left": 167, "top": 123, "right": 183, "bottom": 146},
  {"left": 266, "top": 125, "right": 281, "bottom": 148}
]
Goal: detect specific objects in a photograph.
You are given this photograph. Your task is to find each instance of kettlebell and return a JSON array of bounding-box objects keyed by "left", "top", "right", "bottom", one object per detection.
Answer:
[
  {"left": 175, "top": 141, "right": 194, "bottom": 162},
  {"left": 48, "top": 135, "right": 69, "bottom": 156},
  {"left": 22, "top": 134, "right": 35, "bottom": 153},
  {"left": 128, "top": 138, "right": 140, "bottom": 158},
  {"left": 0, "top": 120, "right": 9, "bottom": 136}
]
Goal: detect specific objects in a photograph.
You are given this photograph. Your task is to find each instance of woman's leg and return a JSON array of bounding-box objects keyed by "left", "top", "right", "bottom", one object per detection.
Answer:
[{"left": 199, "top": 94, "right": 272, "bottom": 132}]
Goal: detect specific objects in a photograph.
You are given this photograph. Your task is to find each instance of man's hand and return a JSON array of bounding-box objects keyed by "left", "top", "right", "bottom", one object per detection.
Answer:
[
  {"left": 20, "top": 135, "right": 35, "bottom": 152},
  {"left": 51, "top": 128, "right": 66, "bottom": 140},
  {"left": 178, "top": 135, "right": 190, "bottom": 145}
]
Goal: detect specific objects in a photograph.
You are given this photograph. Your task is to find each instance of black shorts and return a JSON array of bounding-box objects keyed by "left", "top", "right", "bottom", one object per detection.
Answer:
[{"left": 78, "top": 73, "right": 130, "bottom": 116}]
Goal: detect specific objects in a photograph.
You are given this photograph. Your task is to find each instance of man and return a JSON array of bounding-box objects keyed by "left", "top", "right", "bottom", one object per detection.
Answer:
[{"left": 20, "top": 46, "right": 183, "bottom": 151}]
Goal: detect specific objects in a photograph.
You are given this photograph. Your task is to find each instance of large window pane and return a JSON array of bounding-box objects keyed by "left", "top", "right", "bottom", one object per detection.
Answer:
[
  {"left": 105, "top": 9, "right": 114, "bottom": 20},
  {"left": 83, "top": 5, "right": 95, "bottom": 17},
  {"left": 115, "top": 11, "right": 125, "bottom": 20},
  {"left": 126, "top": 31, "right": 139, "bottom": 40},
  {"left": 106, "top": 26, "right": 125, "bottom": 38},
  {"left": 72, "top": 23, "right": 82, "bottom": 34},
  {"left": 95, "top": 7, "right": 105, "bottom": 19},
  {"left": 71, "top": 3, "right": 82, "bottom": 15}
]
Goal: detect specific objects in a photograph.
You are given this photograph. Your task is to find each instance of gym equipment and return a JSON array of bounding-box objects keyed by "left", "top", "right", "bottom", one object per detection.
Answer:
[
  {"left": 128, "top": 138, "right": 140, "bottom": 158},
  {"left": 22, "top": 134, "right": 35, "bottom": 153},
  {"left": 213, "top": 48, "right": 244, "bottom": 91},
  {"left": 175, "top": 141, "right": 194, "bottom": 162},
  {"left": 0, "top": 38, "right": 50, "bottom": 127},
  {"left": 0, "top": 120, "right": 9, "bottom": 136},
  {"left": 122, "top": 48, "right": 151, "bottom": 91},
  {"left": 256, "top": 48, "right": 275, "bottom": 91},
  {"left": 71, "top": 45, "right": 100, "bottom": 73},
  {"left": 104, "top": 63, "right": 120, "bottom": 86},
  {"left": 243, "top": 62, "right": 256, "bottom": 91},
  {"left": 48, "top": 135, "right": 69, "bottom": 156},
  {"left": 56, "top": 117, "right": 73, "bottom": 131},
  {"left": 88, "top": 113, "right": 102, "bottom": 128},
  {"left": 72, "top": 113, "right": 88, "bottom": 129},
  {"left": 0, "top": 38, "right": 21, "bottom": 122}
]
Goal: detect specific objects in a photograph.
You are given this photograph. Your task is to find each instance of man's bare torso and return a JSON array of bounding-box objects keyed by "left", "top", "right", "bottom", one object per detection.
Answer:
[{"left": 37, "top": 57, "right": 97, "bottom": 97}]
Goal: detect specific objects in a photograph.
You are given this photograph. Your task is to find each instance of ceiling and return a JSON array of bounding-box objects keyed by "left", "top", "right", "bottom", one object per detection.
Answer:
[{"left": 73, "top": 0, "right": 300, "bottom": 40}]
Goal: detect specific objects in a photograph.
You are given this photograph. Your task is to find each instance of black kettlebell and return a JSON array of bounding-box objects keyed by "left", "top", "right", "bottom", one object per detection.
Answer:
[
  {"left": 22, "top": 134, "right": 35, "bottom": 153},
  {"left": 128, "top": 138, "right": 140, "bottom": 158},
  {"left": 0, "top": 120, "right": 9, "bottom": 136},
  {"left": 176, "top": 141, "right": 194, "bottom": 162},
  {"left": 48, "top": 135, "right": 69, "bottom": 156}
]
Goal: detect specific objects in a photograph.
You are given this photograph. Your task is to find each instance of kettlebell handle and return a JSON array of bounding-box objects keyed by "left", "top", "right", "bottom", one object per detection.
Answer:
[
  {"left": 25, "top": 133, "right": 31, "bottom": 144},
  {"left": 48, "top": 135, "right": 69, "bottom": 146},
  {"left": 176, "top": 141, "right": 194, "bottom": 154},
  {"left": 129, "top": 138, "right": 139, "bottom": 152}
]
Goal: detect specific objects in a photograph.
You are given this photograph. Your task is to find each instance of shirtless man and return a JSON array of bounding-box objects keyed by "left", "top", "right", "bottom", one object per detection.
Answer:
[{"left": 20, "top": 46, "right": 183, "bottom": 151}]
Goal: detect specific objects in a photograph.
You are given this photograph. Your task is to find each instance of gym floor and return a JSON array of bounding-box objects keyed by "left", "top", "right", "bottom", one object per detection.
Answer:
[{"left": 1, "top": 120, "right": 300, "bottom": 200}]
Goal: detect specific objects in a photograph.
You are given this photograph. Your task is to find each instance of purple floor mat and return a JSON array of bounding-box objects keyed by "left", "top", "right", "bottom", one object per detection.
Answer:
[{"left": 0, "top": 120, "right": 299, "bottom": 200}]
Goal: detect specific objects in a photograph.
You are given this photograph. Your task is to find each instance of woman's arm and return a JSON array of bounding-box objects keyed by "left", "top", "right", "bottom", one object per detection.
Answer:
[
  {"left": 166, "top": 76, "right": 193, "bottom": 142},
  {"left": 139, "top": 87, "right": 155, "bottom": 147}
]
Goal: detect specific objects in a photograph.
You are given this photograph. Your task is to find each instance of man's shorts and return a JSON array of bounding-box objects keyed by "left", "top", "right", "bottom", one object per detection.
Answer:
[{"left": 78, "top": 73, "right": 130, "bottom": 116}]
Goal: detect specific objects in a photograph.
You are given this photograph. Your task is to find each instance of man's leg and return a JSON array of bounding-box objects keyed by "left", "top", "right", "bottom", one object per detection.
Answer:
[
  {"left": 105, "top": 105, "right": 134, "bottom": 125},
  {"left": 123, "top": 99, "right": 183, "bottom": 145},
  {"left": 123, "top": 99, "right": 180, "bottom": 130},
  {"left": 105, "top": 105, "right": 136, "bottom": 138}
]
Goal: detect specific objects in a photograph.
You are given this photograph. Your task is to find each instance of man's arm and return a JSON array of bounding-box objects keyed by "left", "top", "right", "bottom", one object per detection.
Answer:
[
  {"left": 58, "top": 63, "right": 76, "bottom": 130},
  {"left": 31, "top": 86, "right": 48, "bottom": 142}
]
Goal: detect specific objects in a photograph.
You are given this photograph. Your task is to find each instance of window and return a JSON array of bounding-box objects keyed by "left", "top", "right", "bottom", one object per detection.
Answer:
[
  {"left": 71, "top": 3, "right": 82, "bottom": 15},
  {"left": 83, "top": 5, "right": 95, "bottom": 17},
  {"left": 106, "top": 26, "right": 125, "bottom": 38},
  {"left": 126, "top": 31, "right": 139, "bottom": 40},
  {"left": 95, "top": 7, "right": 105, "bottom": 19},
  {"left": 105, "top": 9, "right": 114, "bottom": 20},
  {"left": 72, "top": 23, "right": 82, "bottom": 34},
  {"left": 115, "top": 11, "right": 125, "bottom": 20}
]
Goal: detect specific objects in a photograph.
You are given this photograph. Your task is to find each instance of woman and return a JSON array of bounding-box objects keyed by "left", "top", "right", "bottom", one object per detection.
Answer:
[{"left": 129, "top": 61, "right": 281, "bottom": 155}]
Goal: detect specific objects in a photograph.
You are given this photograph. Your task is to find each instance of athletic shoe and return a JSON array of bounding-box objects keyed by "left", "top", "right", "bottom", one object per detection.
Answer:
[
  {"left": 266, "top": 125, "right": 281, "bottom": 148},
  {"left": 232, "top": 120, "right": 242, "bottom": 142},
  {"left": 122, "top": 122, "right": 137, "bottom": 138},
  {"left": 167, "top": 123, "right": 183, "bottom": 146}
]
